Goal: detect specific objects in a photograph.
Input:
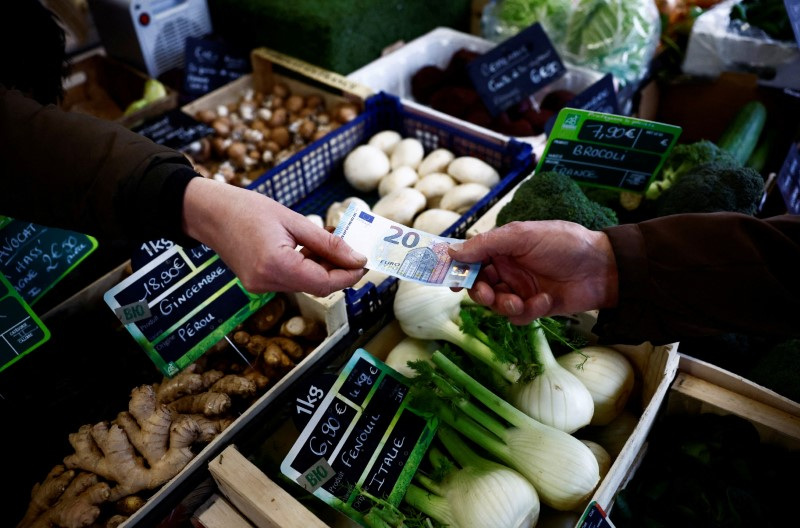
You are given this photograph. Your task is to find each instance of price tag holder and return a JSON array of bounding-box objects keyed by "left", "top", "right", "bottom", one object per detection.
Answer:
[
  {"left": 467, "top": 22, "right": 566, "bottom": 117},
  {"left": 0, "top": 272, "right": 50, "bottom": 372},
  {"left": 537, "top": 108, "right": 682, "bottom": 193},
  {"left": 183, "top": 36, "right": 251, "bottom": 98},
  {"left": 0, "top": 217, "right": 98, "bottom": 305},
  {"left": 544, "top": 73, "right": 620, "bottom": 136},
  {"left": 104, "top": 245, "right": 273, "bottom": 377},
  {"left": 133, "top": 108, "right": 214, "bottom": 151},
  {"left": 776, "top": 140, "right": 800, "bottom": 213},
  {"left": 578, "top": 501, "right": 617, "bottom": 527},
  {"left": 281, "top": 349, "right": 438, "bottom": 524}
]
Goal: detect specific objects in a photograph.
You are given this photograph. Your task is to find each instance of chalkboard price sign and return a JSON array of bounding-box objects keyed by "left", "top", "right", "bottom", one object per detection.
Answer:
[
  {"left": 133, "top": 108, "right": 214, "bottom": 151},
  {"left": 0, "top": 272, "right": 50, "bottom": 373},
  {"left": 776, "top": 141, "right": 800, "bottom": 214},
  {"left": 183, "top": 36, "right": 251, "bottom": 98},
  {"left": 0, "top": 217, "right": 98, "bottom": 305},
  {"left": 104, "top": 245, "right": 273, "bottom": 377},
  {"left": 282, "top": 349, "right": 438, "bottom": 523},
  {"left": 467, "top": 22, "right": 566, "bottom": 117},
  {"left": 537, "top": 108, "right": 682, "bottom": 193}
]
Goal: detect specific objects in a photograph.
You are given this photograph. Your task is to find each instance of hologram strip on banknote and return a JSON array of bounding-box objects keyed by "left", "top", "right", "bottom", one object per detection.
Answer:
[{"left": 333, "top": 203, "right": 480, "bottom": 288}]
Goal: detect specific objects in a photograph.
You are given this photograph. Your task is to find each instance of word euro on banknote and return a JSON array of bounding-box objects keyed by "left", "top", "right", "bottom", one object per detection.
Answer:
[{"left": 334, "top": 203, "right": 480, "bottom": 288}]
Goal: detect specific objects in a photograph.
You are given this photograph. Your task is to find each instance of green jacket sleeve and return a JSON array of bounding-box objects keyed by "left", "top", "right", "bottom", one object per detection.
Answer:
[
  {"left": 1, "top": 86, "right": 197, "bottom": 242},
  {"left": 594, "top": 212, "right": 800, "bottom": 345}
]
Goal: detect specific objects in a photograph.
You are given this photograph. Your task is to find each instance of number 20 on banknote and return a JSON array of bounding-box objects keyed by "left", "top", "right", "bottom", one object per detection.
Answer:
[{"left": 333, "top": 203, "right": 481, "bottom": 288}]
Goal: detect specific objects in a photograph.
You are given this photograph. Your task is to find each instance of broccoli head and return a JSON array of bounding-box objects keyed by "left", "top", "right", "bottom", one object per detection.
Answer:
[
  {"left": 655, "top": 162, "right": 764, "bottom": 217},
  {"left": 646, "top": 140, "right": 739, "bottom": 199},
  {"left": 497, "top": 171, "right": 618, "bottom": 230}
]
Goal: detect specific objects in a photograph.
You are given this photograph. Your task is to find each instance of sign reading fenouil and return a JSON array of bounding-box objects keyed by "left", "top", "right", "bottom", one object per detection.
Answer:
[
  {"left": 281, "top": 349, "right": 438, "bottom": 525},
  {"left": 537, "top": 108, "right": 682, "bottom": 194},
  {"left": 104, "top": 245, "right": 273, "bottom": 377}
]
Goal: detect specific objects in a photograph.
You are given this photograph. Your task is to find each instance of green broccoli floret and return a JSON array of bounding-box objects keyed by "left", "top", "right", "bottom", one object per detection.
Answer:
[
  {"left": 497, "top": 171, "right": 618, "bottom": 230},
  {"left": 655, "top": 162, "right": 764, "bottom": 217},
  {"left": 646, "top": 140, "right": 739, "bottom": 200}
]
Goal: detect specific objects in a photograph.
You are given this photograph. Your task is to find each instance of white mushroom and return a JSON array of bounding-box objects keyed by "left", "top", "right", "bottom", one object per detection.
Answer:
[
  {"left": 368, "top": 130, "right": 403, "bottom": 154},
  {"left": 372, "top": 187, "right": 427, "bottom": 225},
  {"left": 447, "top": 156, "right": 501, "bottom": 187},
  {"left": 417, "top": 148, "right": 455, "bottom": 176},
  {"left": 390, "top": 138, "right": 425, "bottom": 170},
  {"left": 412, "top": 208, "right": 462, "bottom": 235},
  {"left": 439, "top": 183, "right": 491, "bottom": 214},
  {"left": 343, "top": 144, "right": 391, "bottom": 192},
  {"left": 414, "top": 172, "right": 457, "bottom": 209},
  {"left": 378, "top": 166, "right": 419, "bottom": 197}
]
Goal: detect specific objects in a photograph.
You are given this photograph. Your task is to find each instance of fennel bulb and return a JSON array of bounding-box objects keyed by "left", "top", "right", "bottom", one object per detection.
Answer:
[
  {"left": 507, "top": 320, "right": 594, "bottom": 433},
  {"left": 557, "top": 346, "right": 635, "bottom": 426},
  {"left": 393, "top": 281, "right": 518, "bottom": 381},
  {"left": 412, "top": 352, "right": 601, "bottom": 511},
  {"left": 384, "top": 336, "right": 437, "bottom": 379},
  {"left": 404, "top": 426, "right": 540, "bottom": 528}
]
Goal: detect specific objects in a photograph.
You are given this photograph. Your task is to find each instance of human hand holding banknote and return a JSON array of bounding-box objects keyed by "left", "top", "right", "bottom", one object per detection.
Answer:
[{"left": 333, "top": 203, "right": 480, "bottom": 288}]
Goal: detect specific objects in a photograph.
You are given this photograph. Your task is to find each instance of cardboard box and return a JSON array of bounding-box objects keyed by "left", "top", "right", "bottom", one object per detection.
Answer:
[{"left": 61, "top": 50, "right": 178, "bottom": 129}]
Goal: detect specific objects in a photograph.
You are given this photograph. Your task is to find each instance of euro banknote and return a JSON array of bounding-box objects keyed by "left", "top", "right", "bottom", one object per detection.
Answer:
[{"left": 333, "top": 203, "right": 480, "bottom": 288}]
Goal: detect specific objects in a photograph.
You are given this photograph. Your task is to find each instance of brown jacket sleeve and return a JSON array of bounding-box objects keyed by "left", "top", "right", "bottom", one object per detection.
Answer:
[
  {"left": 594, "top": 212, "right": 800, "bottom": 345},
  {"left": 0, "top": 86, "right": 197, "bottom": 242}
]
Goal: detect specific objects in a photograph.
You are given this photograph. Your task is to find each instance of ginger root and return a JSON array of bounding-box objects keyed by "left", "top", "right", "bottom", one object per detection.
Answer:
[
  {"left": 17, "top": 468, "right": 110, "bottom": 528},
  {"left": 63, "top": 385, "right": 202, "bottom": 501}
]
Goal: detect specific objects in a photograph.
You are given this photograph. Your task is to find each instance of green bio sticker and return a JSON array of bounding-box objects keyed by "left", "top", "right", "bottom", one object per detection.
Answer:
[{"left": 538, "top": 108, "right": 682, "bottom": 193}]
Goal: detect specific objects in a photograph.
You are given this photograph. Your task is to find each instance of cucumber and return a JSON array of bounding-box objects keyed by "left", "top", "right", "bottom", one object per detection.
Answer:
[{"left": 717, "top": 101, "right": 767, "bottom": 165}]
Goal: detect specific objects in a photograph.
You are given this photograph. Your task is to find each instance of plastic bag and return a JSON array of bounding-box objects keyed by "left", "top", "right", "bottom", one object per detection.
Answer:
[{"left": 481, "top": 0, "right": 661, "bottom": 90}]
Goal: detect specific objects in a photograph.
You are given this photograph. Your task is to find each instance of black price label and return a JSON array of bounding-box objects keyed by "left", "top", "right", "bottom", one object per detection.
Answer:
[
  {"left": 104, "top": 246, "right": 273, "bottom": 377},
  {"left": 777, "top": 141, "right": 800, "bottom": 214},
  {"left": 467, "top": 23, "right": 566, "bottom": 117},
  {"left": 545, "top": 73, "right": 620, "bottom": 136},
  {"left": 133, "top": 108, "right": 214, "bottom": 151},
  {"left": 183, "top": 36, "right": 251, "bottom": 98},
  {"left": 281, "top": 349, "right": 437, "bottom": 524},
  {"left": 0, "top": 273, "right": 49, "bottom": 372},
  {"left": 538, "top": 108, "right": 682, "bottom": 193},
  {"left": 0, "top": 218, "right": 97, "bottom": 305}
]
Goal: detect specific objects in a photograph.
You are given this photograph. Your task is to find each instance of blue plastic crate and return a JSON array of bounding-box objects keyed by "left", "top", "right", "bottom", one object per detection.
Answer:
[{"left": 247, "top": 92, "right": 535, "bottom": 330}]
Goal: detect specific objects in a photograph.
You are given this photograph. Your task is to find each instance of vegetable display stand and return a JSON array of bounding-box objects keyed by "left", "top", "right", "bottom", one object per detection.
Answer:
[
  {"left": 4, "top": 262, "right": 352, "bottom": 528},
  {"left": 248, "top": 91, "right": 535, "bottom": 334},
  {"left": 208, "top": 313, "right": 680, "bottom": 528}
]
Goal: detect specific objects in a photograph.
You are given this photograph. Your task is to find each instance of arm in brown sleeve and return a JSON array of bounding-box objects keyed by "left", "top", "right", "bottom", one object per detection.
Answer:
[
  {"left": 0, "top": 87, "right": 198, "bottom": 243},
  {"left": 593, "top": 212, "right": 800, "bottom": 345}
]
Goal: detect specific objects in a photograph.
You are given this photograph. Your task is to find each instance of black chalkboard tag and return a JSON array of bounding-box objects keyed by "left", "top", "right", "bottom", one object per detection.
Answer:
[
  {"left": 281, "top": 349, "right": 438, "bottom": 523},
  {"left": 104, "top": 245, "right": 273, "bottom": 377},
  {"left": 537, "top": 108, "right": 682, "bottom": 193},
  {"left": 467, "top": 22, "right": 566, "bottom": 117},
  {"left": 0, "top": 217, "right": 98, "bottom": 305},
  {"left": 776, "top": 141, "right": 800, "bottom": 213},
  {"left": 132, "top": 108, "right": 214, "bottom": 151},
  {"left": 786, "top": 0, "right": 800, "bottom": 47},
  {"left": 183, "top": 36, "right": 251, "bottom": 99},
  {"left": 578, "top": 501, "right": 617, "bottom": 527},
  {"left": 0, "top": 273, "right": 50, "bottom": 373},
  {"left": 544, "top": 73, "right": 620, "bottom": 136},
  {"left": 291, "top": 372, "right": 338, "bottom": 430}
]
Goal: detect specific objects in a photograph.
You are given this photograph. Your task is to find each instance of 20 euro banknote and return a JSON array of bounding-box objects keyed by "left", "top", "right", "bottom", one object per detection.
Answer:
[{"left": 333, "top": 203, "right": 480, "bottom": 288}]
